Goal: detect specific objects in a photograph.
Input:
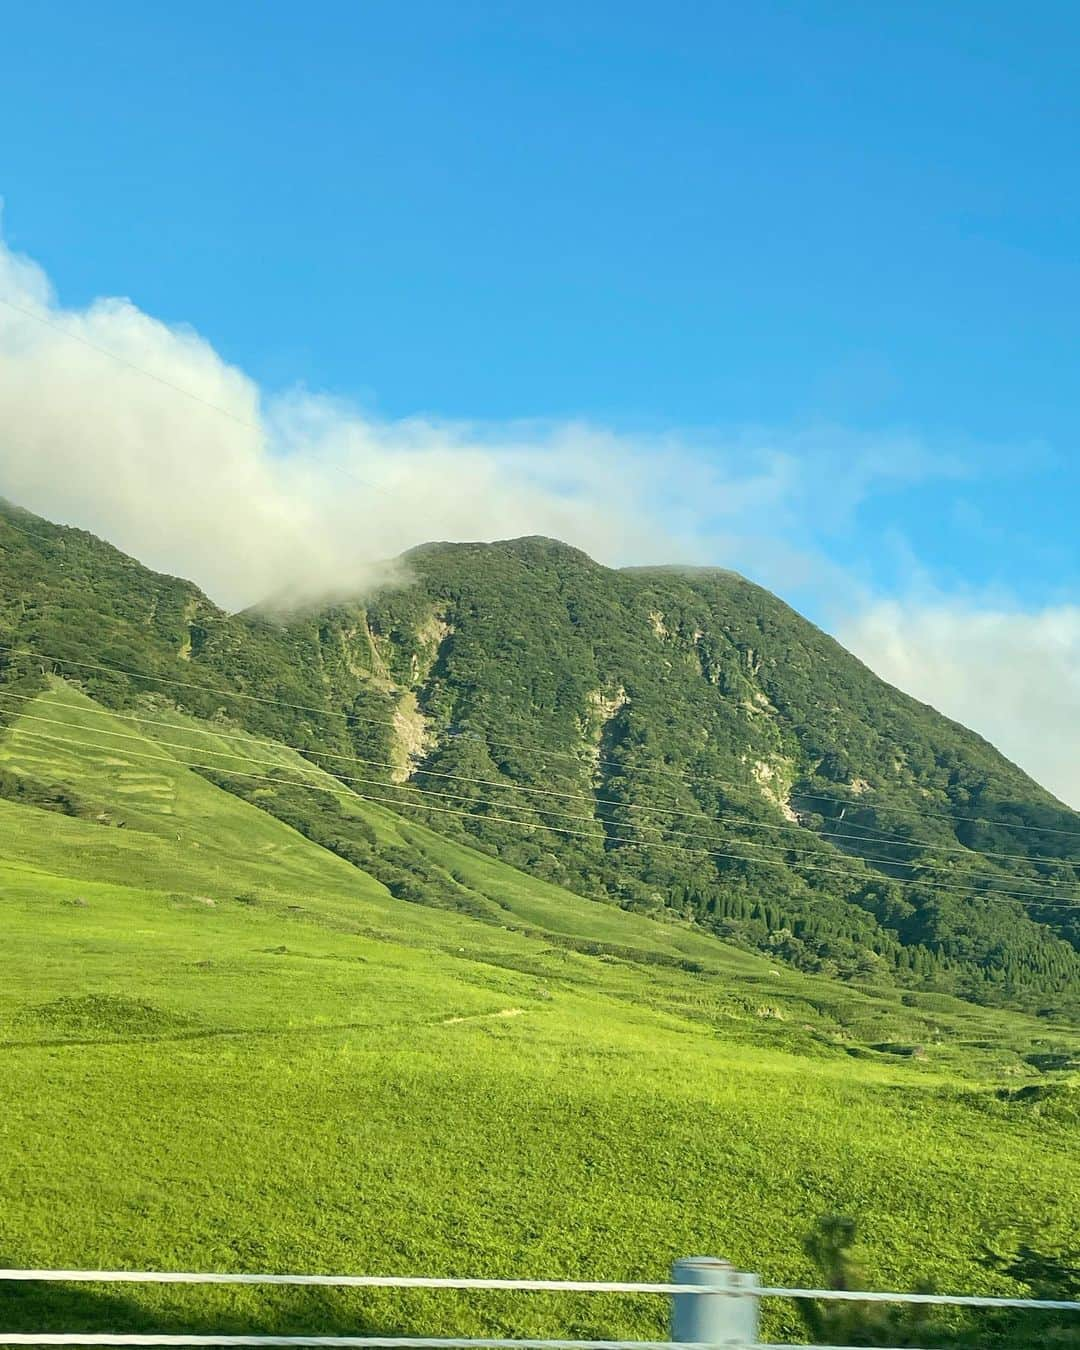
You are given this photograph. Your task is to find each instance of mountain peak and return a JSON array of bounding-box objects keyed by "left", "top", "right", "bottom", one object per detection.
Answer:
[{"left": 403, "top": 535, "right": 601, "bottom": 567}]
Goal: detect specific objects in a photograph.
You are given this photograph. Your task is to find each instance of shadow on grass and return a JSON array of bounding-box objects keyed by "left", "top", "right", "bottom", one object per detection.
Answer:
[{"left": 0, "top": 1276, "right": 401, "bottom": 1344}]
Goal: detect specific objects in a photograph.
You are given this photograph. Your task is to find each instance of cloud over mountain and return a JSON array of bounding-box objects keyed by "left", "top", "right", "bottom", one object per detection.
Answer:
[
  {"left": 0, "top": 237, "right": 826, "bottom": 610},
  {"left": 1, "top": 233, "right": 1077, "bottom": 806},
  {"left": 0, "top": 236, "right": 965, "bottom": 613},
  {"left": 840, "top": 602, "right": 1080, "bottom": 808}
]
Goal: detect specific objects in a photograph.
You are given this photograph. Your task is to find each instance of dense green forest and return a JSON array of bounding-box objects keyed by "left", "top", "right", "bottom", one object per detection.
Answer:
[{"left": 2, "top": 499, "right": 1078, "bottom": 1015}]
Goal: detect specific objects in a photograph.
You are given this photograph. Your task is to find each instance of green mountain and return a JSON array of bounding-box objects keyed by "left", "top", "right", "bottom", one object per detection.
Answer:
[
  {"left": 2, "top": 500, "right": 1078, "bottom": 1015},
  {"left": 1, "top": 500, "right": 1078, "bottom": 1346}
]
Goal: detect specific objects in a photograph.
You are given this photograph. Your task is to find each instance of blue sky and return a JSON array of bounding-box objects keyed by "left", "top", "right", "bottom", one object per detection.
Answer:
[{"left": 0, "top": 2, "right": 1078, "bottom": 799}]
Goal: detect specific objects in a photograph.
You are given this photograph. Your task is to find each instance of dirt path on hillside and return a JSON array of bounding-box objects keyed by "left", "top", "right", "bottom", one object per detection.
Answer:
[{"left": 441, "top": 1008, "right": 525, "bottom": 1025}]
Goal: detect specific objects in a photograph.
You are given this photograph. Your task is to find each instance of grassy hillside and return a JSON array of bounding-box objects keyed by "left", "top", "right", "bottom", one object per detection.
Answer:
[
  {"left": 0, "top": 684, "right": 1077, "bottom": 1347},
  {"left": 2, "top": 502, "right": 1079, "bottom": 1014}
]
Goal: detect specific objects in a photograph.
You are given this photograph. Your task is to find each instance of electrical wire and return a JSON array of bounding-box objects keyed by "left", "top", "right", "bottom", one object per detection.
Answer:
[
  {"left": 7, "top": 643, "right": 1080, "bottom": 844},
  {"left": 2, "top": 686, "right": 1075, "bottom": 877},
  {"left": 6, "top": 720, "right": 1079, "bottom": 911},
  {"left": 5, "top": 702, "right": 1078, "bottom": 901}
]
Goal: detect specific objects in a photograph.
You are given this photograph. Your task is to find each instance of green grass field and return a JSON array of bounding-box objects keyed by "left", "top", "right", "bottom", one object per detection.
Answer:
[{"left": 1, "top": 684, "right": 1077, "bottom": 1346}]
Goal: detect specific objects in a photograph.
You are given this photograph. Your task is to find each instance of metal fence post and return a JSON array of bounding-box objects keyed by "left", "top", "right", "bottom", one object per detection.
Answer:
[{"left": 671, "top": 1256, "right": 761, "bottom": 1347}]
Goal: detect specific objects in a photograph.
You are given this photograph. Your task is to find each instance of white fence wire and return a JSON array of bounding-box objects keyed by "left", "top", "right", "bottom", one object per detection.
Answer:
[{"left": 0, "top": 1264, "right": 1075, "bottom": 1350}]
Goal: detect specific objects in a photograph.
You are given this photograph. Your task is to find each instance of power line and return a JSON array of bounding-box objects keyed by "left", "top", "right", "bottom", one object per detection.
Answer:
[
  {"left": 3, "top": 689, "right": 1078, "bottom": 894},
  {"left": 1, "top": 643, "right": 689, "bottom": 806},
  {"left": 0, "top": 688, "right": 648, "bottom": 809},
  {"left": 7, "top": 719, "right": 1079, "bottom": 912},
  {"left": 7, "top": 643, "right": 1080, "bottom": 847},
  {"left": 4, "top": 691, "right": 1074, "bottom": 869},
  {"left": 12, "top": 705, "right": 1079, "bottom": 896}
]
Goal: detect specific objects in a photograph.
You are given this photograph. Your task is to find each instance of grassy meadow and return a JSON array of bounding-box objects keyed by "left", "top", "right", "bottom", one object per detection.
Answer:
[{"left": 0, "top": 683, "right": 1077, "bottom": 1346}]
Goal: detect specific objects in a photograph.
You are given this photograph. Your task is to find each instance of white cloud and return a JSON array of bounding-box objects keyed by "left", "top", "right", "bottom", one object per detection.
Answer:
[
  {"left": 0, "top": 236, "right": 961, "bottom": 612},
  {"left": 0, "top": 237, "right": 805, "bottom": 609},
  {"left": 839, "top": 602, "right": 1080, "bottom": 808}
]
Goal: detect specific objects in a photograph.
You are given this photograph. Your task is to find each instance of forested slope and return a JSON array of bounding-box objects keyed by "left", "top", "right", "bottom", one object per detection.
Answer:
[{"left": 2, "top": 500, "right": 1078, "bottom": 1014}]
